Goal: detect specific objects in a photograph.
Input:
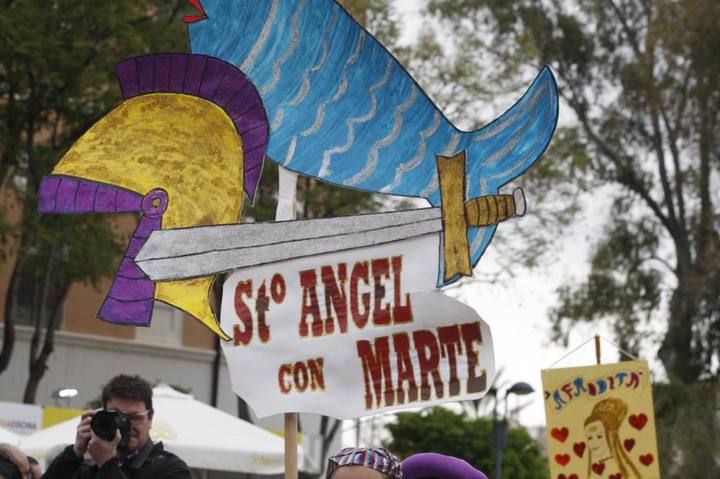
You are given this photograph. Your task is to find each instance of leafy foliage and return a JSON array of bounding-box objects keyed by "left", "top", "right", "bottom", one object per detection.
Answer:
[
  {"left": 385, "top": 407, "right": 547, "bottom": 479},
  {"left": 421, "top": 0, "right": 720, "bottom": 384},
  {"left": 653, "top": 380, "right": 720, "bottom": 478},
  {"left": 0, "top": 0, "right": 189, "bottom": 400}
]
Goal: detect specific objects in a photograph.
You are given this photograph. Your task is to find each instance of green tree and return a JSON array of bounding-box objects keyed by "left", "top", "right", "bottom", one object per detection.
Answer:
[
  {"left": 653, "top": 380, "right": 720, "bottom": 478},
  {"left": 420, "top": 0, "right": 719, "bottom": 383},
  {"left": 413, "top": 0, "right": 719, "bottom": 475},
  {"left": 0, "top": 0, "right": 189, "bottom": 402},
  {"left": 386, "top": 407, "right": 547, "bottom": 479}
]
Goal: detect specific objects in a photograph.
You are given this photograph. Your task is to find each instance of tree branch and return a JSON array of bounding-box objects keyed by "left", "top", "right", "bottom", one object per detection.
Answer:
[
  {"left": 560, "top": 81, "right": 680, "bottom": 257},
  {"left": 608, "top": 0, "right": 643, "bottom": 57}
]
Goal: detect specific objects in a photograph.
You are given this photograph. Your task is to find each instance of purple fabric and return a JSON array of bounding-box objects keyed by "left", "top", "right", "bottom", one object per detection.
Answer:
[
  {"left": 115, "top": 53, "right": 269, "bottom": 203},
  {"left": 402, "top": 453, "right": 488, "bottom": 479}
]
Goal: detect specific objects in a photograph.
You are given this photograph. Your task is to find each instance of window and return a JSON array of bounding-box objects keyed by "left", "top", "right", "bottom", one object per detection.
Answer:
[{"left": 134, "top": 302, "right": 183, "bottom": 346}]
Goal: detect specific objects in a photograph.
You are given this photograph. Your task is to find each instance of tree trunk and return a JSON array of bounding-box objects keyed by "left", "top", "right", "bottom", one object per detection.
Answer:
[
  {"left": 23, "top": 271, "right": 67, "bottom": 404},
  {"left": 660, "top": 269, "right": 701, "bottom": 383},
  {"left": 0, "top": 256, "right": 23, "bottom": 374}
]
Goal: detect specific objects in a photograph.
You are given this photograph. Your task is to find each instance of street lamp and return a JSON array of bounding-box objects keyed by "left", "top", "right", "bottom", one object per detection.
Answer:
[
  {"left": 492, "top": 381, "right": 535, "bottom": 479},
  {"left": 51, "top": 387, "right": 78, "bottom": 407}
]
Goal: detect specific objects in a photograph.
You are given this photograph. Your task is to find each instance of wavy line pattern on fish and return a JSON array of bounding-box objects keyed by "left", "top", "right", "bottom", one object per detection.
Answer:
[{"left": 188, "top": 0, "right": 558, "bottom": 285}]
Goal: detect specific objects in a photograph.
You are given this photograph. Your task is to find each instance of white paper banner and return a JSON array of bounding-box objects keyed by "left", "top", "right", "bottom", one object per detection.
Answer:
[{"left": 220, "top": 236, "right": 495, "bottom": 419}]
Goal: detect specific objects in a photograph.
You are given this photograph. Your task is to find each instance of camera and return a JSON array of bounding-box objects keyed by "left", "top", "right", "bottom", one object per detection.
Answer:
[{"left": 90, "top": 410, "right": 131, "bottom": 449}]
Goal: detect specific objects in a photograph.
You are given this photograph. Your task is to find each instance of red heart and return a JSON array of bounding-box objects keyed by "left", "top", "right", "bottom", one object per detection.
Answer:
[
  {"left": 639, "top": 454, "right": 654, "bottom": 466},
  {"left": 609, "top": 474, "right": 622, "bottom": 479},
  {"left": 573, "top": 441, "right": 586, "bottom": 458},
  {"left": 629, "top": 413, "right": 648, "bottom": 430},
  {"left": 623, "top": 438, "right": 635, "bottom": 452},
  {"left": 557, "top": 475, "right": 579, "bottom": 479},
  {"left": 551, "top": 427, "right": 570, "bottom": 443},
  {"left": 555, "top": 454, "right": 571, "bottom": 466},
  {"left": 591, "top": 462, "right": 605, "bottom": 475}
]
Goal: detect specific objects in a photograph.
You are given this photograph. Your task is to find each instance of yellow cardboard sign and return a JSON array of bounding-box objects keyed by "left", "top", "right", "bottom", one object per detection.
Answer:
[
  {"left": 542, "top": 360, "right": 660, "bottom": 479},
  {"left": 42, "top": 406, "right": 83, "bottom": 428}
]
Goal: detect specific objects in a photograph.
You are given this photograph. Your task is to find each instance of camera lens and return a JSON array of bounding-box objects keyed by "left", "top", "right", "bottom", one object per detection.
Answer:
[{"left": 90, "top": 411, "right": 118, "bottom": 442}]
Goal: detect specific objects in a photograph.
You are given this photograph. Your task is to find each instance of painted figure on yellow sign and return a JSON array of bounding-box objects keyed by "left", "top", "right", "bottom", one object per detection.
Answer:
[{"left": 584, "top": 397, "right": 641, "bottom": 479}]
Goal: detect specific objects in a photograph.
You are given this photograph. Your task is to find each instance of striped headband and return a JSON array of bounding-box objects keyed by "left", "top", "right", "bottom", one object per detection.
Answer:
[{"left": 326, "top": 447, "right": 402, "bottom": 479}]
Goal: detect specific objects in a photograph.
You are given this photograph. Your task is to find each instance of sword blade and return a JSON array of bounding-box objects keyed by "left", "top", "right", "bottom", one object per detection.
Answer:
[{"left": 136, "top": 207, "right": 443, "bottom": 281}]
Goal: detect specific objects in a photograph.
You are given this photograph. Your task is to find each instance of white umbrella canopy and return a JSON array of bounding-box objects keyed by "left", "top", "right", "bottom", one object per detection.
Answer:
[
  {"left": 150, "top": 384, "right": 289, "bottom": 474},
  {"left": 15, "top": 419, "right": 73, "bottom": 467},
  {"left": 0, "top": 425, "right": 19, "bottom": 445},
  {"left": 19, "top": 385, "right": 292, "bottom": 474}
]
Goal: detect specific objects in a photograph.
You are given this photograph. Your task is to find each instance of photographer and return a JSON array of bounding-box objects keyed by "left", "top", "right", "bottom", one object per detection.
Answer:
[{"left": 43, "top": 375, "right": 190, "bottom": 479}]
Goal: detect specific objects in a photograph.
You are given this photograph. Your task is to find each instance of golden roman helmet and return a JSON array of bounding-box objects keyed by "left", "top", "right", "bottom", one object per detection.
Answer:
[{"left": 38, "top": 54, "right": 268, "bottom": 339}]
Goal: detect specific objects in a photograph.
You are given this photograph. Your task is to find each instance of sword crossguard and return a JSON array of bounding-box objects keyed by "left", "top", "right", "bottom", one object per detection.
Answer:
[{"left": 436, "top": 152, "right": 527, "bottom": 282}]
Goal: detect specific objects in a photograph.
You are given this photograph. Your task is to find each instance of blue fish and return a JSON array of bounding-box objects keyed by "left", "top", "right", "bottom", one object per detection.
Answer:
[{"left": 185, "top": 0, "right": 558, "bottom": 284}]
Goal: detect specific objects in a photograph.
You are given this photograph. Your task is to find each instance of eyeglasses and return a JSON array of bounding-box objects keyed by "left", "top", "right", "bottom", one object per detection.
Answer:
[{"left": 107, "top": 409, "right": 152, "bottom": 424}]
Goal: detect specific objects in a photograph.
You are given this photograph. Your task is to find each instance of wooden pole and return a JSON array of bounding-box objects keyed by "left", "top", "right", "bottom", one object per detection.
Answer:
[
  {"left": 285, "top": 413, "right": 298, "bottom": 479},
  {"left": 594, "top": 335, "right": 601, "bottom": 365},
  {"left": 277, "top": 166, "right": 299, "bottom": 479}
]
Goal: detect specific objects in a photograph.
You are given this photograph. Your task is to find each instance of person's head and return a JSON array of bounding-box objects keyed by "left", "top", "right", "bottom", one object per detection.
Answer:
[
  {"left": 402, "top": 452, "right": 487, "bottom": 479},
  {"left": 326, "top": 448, "right": 402, "bottom": 479},
  {"left": 0, "top": 444, "right": 30, "bottom": 479},
  {"left": 101, "top": 374, "right": 154, "bottom": 452},
  {"left": 0, "top": 458, "right": 20, "bottom": 479},
  {"left": 25, "top": 457, "right": 40, "bottom": 479}
]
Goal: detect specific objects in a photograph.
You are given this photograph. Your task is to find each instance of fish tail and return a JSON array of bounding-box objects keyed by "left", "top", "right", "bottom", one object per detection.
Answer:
[{"left": 437, "top": 67, "right": 558, "bottom": 285}]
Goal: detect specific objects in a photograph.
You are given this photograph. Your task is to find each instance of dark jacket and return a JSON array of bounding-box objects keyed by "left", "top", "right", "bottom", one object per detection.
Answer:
[{"left": 42, "top": 441, "right": 191, "bottom": 479}]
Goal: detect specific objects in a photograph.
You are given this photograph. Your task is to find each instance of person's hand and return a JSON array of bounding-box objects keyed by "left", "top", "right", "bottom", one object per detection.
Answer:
[
  {"left": 73, "top": 410, "right": 96, "bottom": 458},
  {"left": 88, "top": 430, "right": 121, "bottom": 467}
]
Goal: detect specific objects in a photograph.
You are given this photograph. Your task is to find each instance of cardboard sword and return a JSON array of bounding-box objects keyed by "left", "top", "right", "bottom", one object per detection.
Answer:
[{"left": 136, "top": 152, "right": 527, "bottom": 286}]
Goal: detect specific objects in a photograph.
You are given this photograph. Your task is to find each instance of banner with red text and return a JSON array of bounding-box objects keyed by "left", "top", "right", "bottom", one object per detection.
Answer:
[
  {"left": 220, "top": 236, "right": 495, "bottom": 419},
  {"left": 542, "top": 361, "right": 660, "bottom": 479}
]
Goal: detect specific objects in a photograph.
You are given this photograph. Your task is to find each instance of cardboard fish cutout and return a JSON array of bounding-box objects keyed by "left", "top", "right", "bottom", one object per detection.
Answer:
[
  {"left": 542, "top": 361, "right": 660, "bottom": 479},
  {"left": 186, "top": 0, "right": 559, "bottom": 285},
  {"left": 38, "top": 53, "right": 269, "bottom": 339}
]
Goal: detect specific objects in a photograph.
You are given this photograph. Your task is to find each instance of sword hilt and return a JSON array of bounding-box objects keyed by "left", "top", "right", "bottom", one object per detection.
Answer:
[{"left": 437, "top": 152, "right": 527, "bottom": 282}]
